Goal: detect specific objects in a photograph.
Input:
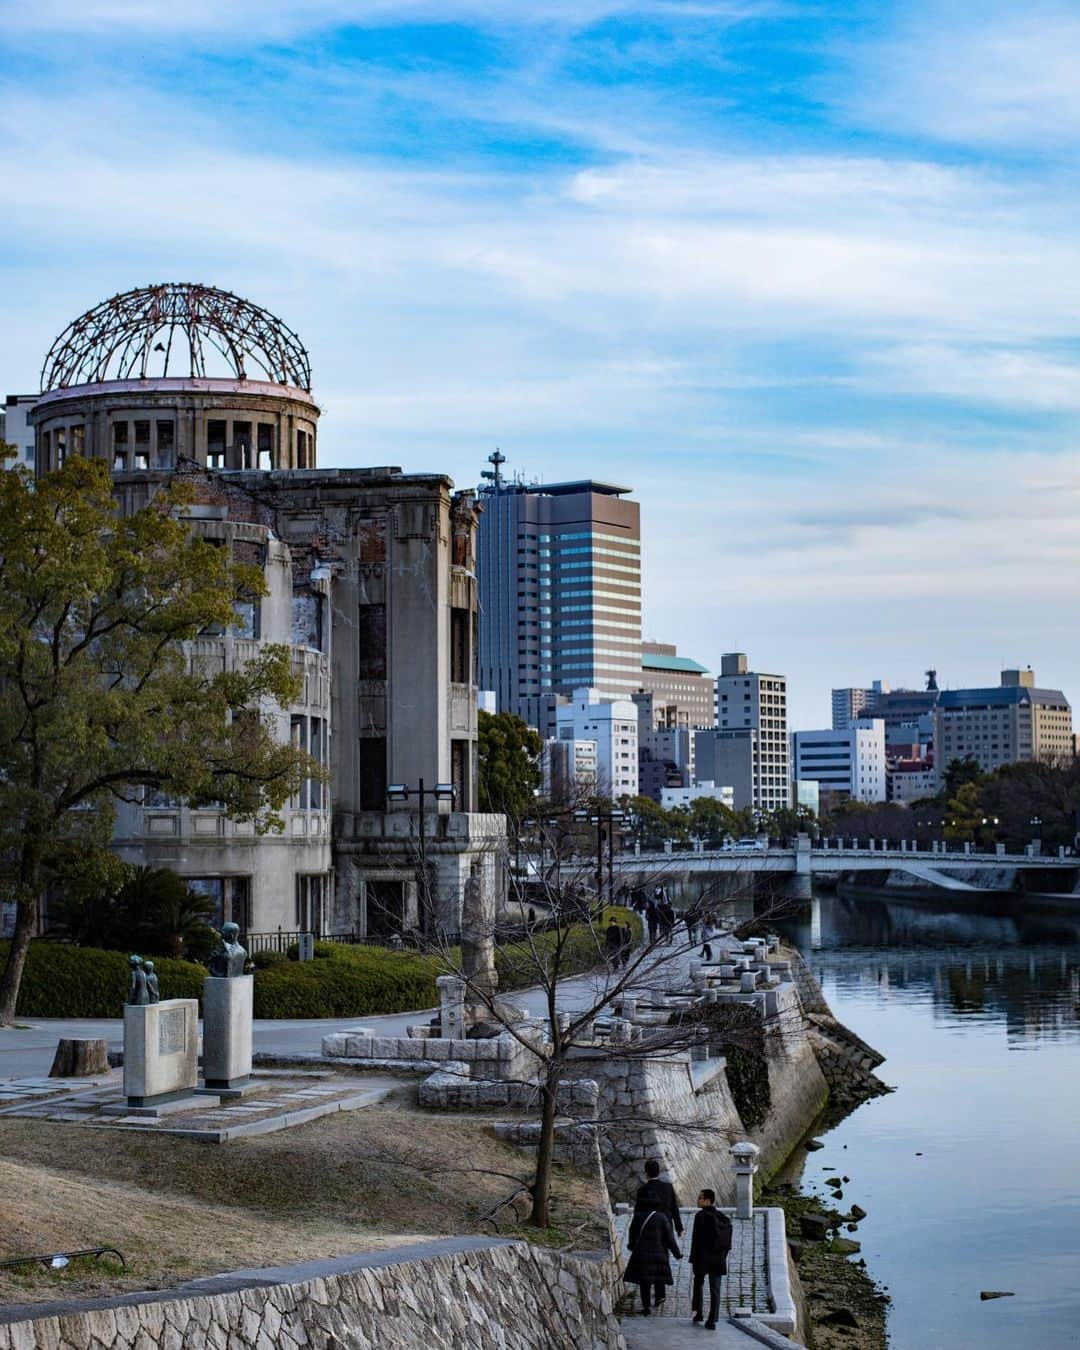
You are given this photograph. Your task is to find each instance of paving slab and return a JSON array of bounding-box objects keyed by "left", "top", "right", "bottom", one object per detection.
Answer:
[{"left": 0, "top": 1071, "right": 400, "bottom": 1141}]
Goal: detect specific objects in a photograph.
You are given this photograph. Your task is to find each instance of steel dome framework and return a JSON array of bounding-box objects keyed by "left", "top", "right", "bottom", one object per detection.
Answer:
[{"left": 41, "top": 283, "right": 312, "bottom": 393}]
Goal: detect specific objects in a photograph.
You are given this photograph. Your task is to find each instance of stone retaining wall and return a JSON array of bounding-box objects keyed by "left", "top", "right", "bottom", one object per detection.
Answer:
[{"left": 0, "top": 1238, "right": 626, "bottom": 1350}]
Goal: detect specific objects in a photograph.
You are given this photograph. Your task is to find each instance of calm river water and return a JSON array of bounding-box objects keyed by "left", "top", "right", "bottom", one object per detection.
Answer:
[{"left": 776, "top": 890, "right": 1080, "bottom": 1349}]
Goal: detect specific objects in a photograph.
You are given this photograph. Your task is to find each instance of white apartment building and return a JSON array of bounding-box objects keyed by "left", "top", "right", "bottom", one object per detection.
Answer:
[
  {"left": 792, "top": 719, "right": 887, "bottom": 803},
  {"left": 660, "top": 781, "right": 735, "bottom": 811},
  {"left": 555, "top": 687, "right": 639, "bottom": 800},
  {"left": 2, "top": 395, "right": 38, "bottom": 470},
  {"left": 713, "top": 653, "right": 789, "bottom": 812}
]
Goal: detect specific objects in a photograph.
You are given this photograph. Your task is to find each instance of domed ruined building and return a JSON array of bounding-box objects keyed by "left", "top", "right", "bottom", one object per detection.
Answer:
[{"left": 14, "top": 284, "right": 497, "bottom": 942}]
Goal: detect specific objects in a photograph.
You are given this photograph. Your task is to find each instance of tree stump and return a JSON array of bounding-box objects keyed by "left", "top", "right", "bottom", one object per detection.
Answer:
[{"left": 49, "top": 1038, "right": 109, "bottom": 1078}]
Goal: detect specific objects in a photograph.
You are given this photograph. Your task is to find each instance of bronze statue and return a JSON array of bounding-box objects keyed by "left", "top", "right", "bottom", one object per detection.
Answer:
[
  {"left": 126, "top": 954, "right": 150, "bottom": 1006},
  {"left": 143, "top": 960, "right": 160, "bottom": 1003},
  {"left": 208, "top": 922, "right": 247, "bottom": 978}
]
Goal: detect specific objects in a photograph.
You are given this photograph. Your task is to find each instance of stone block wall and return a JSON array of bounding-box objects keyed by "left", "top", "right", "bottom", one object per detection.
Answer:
[
  {"left": 322, "top": 1027, "right": 544, "bottom": 1083},
  {"left": 0, "top": 1238, "right": 626, "bottom": 1350}
]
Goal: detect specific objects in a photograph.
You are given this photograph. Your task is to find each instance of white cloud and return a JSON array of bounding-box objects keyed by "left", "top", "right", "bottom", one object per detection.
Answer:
[
  {"left": 843, "top": 3, "right": 1080, "bottom": 150},
  {"left": 5, "top": 0, "right": 768, "bottom": 40}
]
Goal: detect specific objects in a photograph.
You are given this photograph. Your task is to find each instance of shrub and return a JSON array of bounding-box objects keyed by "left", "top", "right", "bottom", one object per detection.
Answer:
[
  {"left": 0, "top": 941, "right": 206, "bottom": 1018},
  {"left": 252, "top": 942, "right": 443, "bottom": 1019},
  {"left": 250, "top": 948, "right": 289, "bottom": 970}
]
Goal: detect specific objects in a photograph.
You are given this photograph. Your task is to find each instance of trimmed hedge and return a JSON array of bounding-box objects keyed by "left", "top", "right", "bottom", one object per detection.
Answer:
[
  {"left": 0, "top": 941, "right": 206, "bottom": 1018},
  {"left": 252, "top": 943, "right": 442, "bottom": 1019},
  {"left": 2, "top": 906, "right": 645, "bottom": 1020}
]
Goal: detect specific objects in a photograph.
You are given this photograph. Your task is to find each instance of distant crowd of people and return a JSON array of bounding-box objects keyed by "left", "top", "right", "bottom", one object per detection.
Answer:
[
  {"left": 624, "top": 1159, "right": 733, "bottom": 1327},
  {"left": 624, "top": 886, "right": 722, "bottom": 961}
]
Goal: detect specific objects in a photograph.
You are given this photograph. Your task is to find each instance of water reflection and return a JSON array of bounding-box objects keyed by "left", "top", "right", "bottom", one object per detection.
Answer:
[{"left": 773, "top": 890, "right": 1080, "bottom": 1349}]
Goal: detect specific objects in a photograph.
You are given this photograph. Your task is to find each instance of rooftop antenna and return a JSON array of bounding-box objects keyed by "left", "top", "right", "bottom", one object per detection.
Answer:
[{"left": 480, "top": 447, "right": 505, "bottom": 491}]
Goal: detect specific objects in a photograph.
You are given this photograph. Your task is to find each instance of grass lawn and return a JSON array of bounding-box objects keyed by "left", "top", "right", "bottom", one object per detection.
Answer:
[{"left": 0, "top": 1085, "right": 609, "bottom": 1305}]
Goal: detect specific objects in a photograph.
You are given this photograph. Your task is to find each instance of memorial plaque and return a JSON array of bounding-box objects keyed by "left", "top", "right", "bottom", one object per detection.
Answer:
[{"left": 158, "top": 1006, "right": 186, "bottom": 1056}]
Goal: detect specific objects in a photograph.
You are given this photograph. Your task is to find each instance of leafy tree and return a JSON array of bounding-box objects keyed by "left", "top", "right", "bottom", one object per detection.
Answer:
[
  {"left": 942, "top": 756, "right": 985, "bottom": 801},
  {"left": 943, "top": 780, "right": 988, "bottom": 844},
  {"left": 687, "top": 796, "right": 737, "bottom": 844},
  {"left": 477, "top": 710, "right": 542, "bottom": 820},
  {"left": 51, "top": 866, "right": 219, "bottom": 962},
  {"left": 625, "top": 795, "right": 681, "bottom": 847},
  {"left": 0, "top": 457, "right": 315, "bottom": 1024}
]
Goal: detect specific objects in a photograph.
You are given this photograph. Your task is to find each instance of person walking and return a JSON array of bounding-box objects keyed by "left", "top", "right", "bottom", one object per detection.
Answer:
[
  {"left": 661, "top": 900, "right": 677, "bottom": 945},
  {"left": 645, "top": 898, "right": 660, "bottom": 945},
  {"left": 625, "top": 1170, "right": 683, "bottom": 1316},
  {"left": 619, "top": 921, "right": 634, "bottom": 969},
  {"left": 684, "top": 906, "right": 699, "bottom": 946},
  {"left": 604, "top": 919, "right": 623, "bottom": 970},
  {"left": 634, "top": 1159, "right": 684, "bottom": 1236},
  {"left": 700, "top": 916, "right": 716, "bottom": 963},
  {"left": 689, "top": 1188, "right": 732, "bottom": 1330}
]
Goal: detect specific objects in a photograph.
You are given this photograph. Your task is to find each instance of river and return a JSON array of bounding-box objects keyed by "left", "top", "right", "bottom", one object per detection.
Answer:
[{"left": 776, "top": 889, "right": 1080, "bottom": 1349}]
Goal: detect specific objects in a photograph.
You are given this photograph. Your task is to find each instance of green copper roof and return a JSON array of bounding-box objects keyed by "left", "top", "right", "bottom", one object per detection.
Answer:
[{"left": 642, "top": 652, "right": 710, "bottom": 675}]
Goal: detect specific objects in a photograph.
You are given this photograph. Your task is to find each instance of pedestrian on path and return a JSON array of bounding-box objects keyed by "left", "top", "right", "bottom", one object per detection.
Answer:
[
  {"left": 700, "top": 917, "right": 716, "bottom": 963},
  {"left": 604, "top": 920, "right": 623, "bottom": 969},
  {"left": 684, "top": 907, "right": 699, "bottom": 946},
  {"left": 634, "top": 1159, "right": 684, "bottom": 1236},
  {"left": 625, "top": 1197, "right": 682, "bottom": 1316},
  {"left": 619, "top": 922, "right": 634, "bottom": 969},
  {"left": 689, "top": 1188, "right": 732, "bottom": 1330},
  {"left": 645, "top": 899, "right": 660, "bottom": 945}
]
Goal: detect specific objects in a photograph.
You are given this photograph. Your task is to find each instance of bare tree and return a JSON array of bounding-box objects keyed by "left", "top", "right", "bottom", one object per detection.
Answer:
[{"left": 381, "top": 806, "right": 800, "bottom": 1229}]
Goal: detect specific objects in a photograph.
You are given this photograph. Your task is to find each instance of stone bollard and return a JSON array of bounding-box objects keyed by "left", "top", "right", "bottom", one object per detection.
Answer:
[
  {"left": 436, "top": 975, "right": 465, "bottom": 1040},
  {"left": 740, "top": 971, "right": 758, "bottom": 993},
  {"left": 610, "top": 1017, "right": 631, "bottom": 1046},
  {"left": 730, "top": 1140, "right": 760, "bottom": 1219},
  {"left": 621, "top": 995, "right": 638, "bottom": 1022},
  {"left": 718, "top": 965, "right": 736, "bottom": 981},
  {"left": 689, "top": 958, "right": 703, "bottom": 983}
]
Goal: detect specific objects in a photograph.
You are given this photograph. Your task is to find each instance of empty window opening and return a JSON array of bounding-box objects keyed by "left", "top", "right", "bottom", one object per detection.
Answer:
[
  {"left": 156, "top": 420, "right": 175, "bottom": 461},
  {"left": 233, "top": 421, "right": 253, "bottom": 468},
  {"left": 207, "top": 420, "right": 227, "bottom": 469},
  {"left": 257, "top": 423, "right": 274, "bottom": 470},
  {"left": 134, "top": 420, "right": 150, "bottom": 445},
  {"left": 71, "top": 424, "right": 85, "bottom": 457},
  {"left": 55, "top": 427, "right": 66, "bottom": 466},
  {"left": 357, "top": 603, "right": 387, "bottom": 680}
]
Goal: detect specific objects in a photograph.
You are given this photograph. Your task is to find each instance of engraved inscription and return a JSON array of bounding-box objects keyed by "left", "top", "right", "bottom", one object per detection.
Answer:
[{"left": 158, "top": 1007, "right": 186, "bottom": 1056}]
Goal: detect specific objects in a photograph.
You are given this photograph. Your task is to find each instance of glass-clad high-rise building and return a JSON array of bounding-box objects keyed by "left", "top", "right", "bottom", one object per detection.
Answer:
[{"left": 477, "top": 465, "right": 641, "bottom": 718}]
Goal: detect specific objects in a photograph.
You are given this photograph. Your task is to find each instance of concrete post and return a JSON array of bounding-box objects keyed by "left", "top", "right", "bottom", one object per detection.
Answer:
[
  {"left": 730, "top": 1141, "right": 760, "bottom": 1219},
  {"left": 996, "top": 842, "right": 1006, "bottom": 856},
  {"left": 621, "top": 995, "right": 638, "bottom": 1023},
  {"left": 740, "top": 971, "right": 758, "bottom": 993},
  {"left": 436, "top": 975, "right": 465, "bottom": 1040},
  {"left": 963, "top": 841, "right": 972, "bottom": 855}
]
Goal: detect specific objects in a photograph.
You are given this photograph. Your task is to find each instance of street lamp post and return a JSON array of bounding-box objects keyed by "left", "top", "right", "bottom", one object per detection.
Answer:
[
  {"left": 385, "top": 778, "right": 458, "bottom": 932},
  {"left": 574, "top": 806, "right": 626, "bottom": 908},
  {"left": 1030, "top": 815, "right": 1043, "bottom": 855}
]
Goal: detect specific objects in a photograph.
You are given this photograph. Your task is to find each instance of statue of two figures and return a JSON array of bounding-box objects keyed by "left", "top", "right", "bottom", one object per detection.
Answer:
[
  {"left": 126, "top": 954, "right": 160, "bottom": 1006},
  {"left": 125, "top": 923, "right": 247, "bottom": 1005}
]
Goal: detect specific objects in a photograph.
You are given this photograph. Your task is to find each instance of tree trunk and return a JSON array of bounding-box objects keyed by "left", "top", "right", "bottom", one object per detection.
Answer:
[
  {"left": 0, "top": 844, "right": 43, "bottom": 1027},
  {"left": 0, "top": 895, "right": 35, "bottom": 1026},
  {"left": 529, "top": 1064, "right": 562, "bottom": 1228},
  {"left": 49, "top": 1038, "right": 109, "bottom": 1077}
]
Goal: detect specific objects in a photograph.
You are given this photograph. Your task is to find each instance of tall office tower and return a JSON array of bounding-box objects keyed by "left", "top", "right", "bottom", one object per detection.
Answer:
[
  {"left": 711, "top": 652, "right": 789, "bottom": 812},
  {"left": 934, "top": 668, "right": 1072, "bottom": 781},
  {"left": 638, "top": 641, "right": 714, "bottom": 730},
  {"left": 477, "top": 458, "right": 641, "bottom": 719},
  {"left": 831, "top": 680, "right": 889, "bottom": 730}
]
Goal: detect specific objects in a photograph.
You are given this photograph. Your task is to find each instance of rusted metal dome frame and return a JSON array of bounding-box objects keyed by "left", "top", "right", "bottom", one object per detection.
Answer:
[{"left": 41, "top": 283, "right": 312, "bottom": 393}]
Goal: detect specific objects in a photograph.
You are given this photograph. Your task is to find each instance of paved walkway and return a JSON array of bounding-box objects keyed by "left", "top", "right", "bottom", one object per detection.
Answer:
[
  {"left": 0, "top": 931, "right": 735, "bottom": 1081},
  {"left": 621, "top": 1316, "right": 757, "bottom": 1348}
]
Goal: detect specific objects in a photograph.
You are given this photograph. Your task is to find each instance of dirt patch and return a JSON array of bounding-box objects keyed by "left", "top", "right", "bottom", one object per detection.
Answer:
[{"left": 0, "top": 1088, "right": 608, "bottom": 1305}]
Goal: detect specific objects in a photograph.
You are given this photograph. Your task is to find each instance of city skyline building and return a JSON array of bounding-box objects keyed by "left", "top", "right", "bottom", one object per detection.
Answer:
[
  {"left": 476, "top": 459, "right": 641, "bottom": 719},
  {"left": 934, "top": 668, "right": 1072, "bottom": 782},
  {"left": 712, "top": 652, "right": 789, "bottom": 813},
  {"left": 554, "top": 686, "right": 639, "bottom": 800},
  {"left": 637, "top": 640, "right": 714, "bottom": 731},
  {"left": 793, "top": 719, "right": 888, "bottom": 803},
  {"left": 832, "top": 680, "right": 889, "bottom": 730}
]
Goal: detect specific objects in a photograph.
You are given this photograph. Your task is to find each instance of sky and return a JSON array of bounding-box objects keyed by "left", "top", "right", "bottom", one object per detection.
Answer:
[{"left": 2, "top": 1, "right": 1079, "bottom": 729}]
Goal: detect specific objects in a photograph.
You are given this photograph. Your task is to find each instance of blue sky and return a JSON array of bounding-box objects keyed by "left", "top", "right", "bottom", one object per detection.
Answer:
[{"left": 3, "top": 1, "right": 1080, "bottom": 728}]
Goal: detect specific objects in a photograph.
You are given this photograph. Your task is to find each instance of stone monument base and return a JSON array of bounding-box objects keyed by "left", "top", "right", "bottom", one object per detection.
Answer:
[
  {"left": 124, "top": 998, "right": 199, "bottom": 1107},
  {"left": 202, "top": 975, "right": 254, "bottom": 1090}
]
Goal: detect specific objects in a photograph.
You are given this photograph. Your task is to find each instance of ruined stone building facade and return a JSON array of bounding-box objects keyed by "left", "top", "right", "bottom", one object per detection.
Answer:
[{"left": 23, "top": 283, "right": 502, "bottom": 938}]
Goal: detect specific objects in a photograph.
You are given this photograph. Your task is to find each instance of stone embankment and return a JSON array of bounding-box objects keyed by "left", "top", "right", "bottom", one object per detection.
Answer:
[{"left": 0, "top": 1238, "right": 626, "bottom": 1350}]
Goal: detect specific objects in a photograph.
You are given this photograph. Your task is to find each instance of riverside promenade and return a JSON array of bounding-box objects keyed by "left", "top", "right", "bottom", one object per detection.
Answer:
[{"left": 616, "top": 1207, "right": 796, "bottom": 1349}]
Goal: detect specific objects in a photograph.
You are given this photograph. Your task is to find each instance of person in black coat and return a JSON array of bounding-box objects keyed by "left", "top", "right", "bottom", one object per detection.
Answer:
[
  {"left": 689, "top": 1188, "right": 733, "bottom": 1329},
  {"left": 635, "top": 1159, "right": 683, "bottom": 1236},
  {"left": 624, "top": 1200, "right": 681, "bottom": 1315}
]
